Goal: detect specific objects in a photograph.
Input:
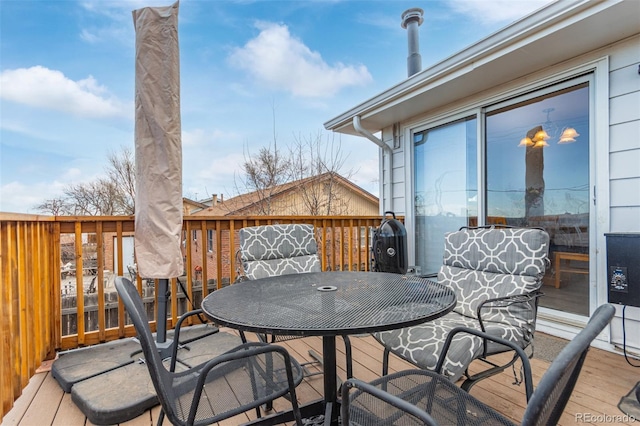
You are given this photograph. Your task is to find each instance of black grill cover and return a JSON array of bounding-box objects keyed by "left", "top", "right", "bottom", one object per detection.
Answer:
[{"left": 372, "top": 211, "right": 407, "bottom": 274}]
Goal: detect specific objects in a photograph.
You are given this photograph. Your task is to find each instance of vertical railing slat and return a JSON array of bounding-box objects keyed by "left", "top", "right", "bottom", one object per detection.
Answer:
[
  {"left": 17, "top": 223, "right": 28, "bottom": 384},
  {"left": 199, "top": 220, "right": 207, "bottom": 299},
  {"left": 74, "top": 222, "right": 85, "bottom": 344},
  {"left": 96, "top": 222, "right": 106, "bottom": 341},
  {"left": 215, "top": 220, "right": 223, "bottom": 290},
  {"left": 115, "top": 221, "right": 124, "bottom": 338},
  {"left": 52, "top": 222, "right": 61, "bottom": 350}
]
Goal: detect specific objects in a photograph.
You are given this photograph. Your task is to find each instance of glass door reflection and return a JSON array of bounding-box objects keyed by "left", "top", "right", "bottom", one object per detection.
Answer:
[{"left": 485, "top": 82, "right": 590, "bottom": 316}]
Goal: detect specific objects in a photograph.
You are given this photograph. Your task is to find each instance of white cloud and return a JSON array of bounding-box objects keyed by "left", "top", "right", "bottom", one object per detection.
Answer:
[
  {"left": 62, "top": 168, "right": 84, "bottom": 180},
  {"left": 228, "top": 22, "right": 372, "bottom": 98},
  {"left": 182, "top": 128, "right": 240, "bottom": 148},
  {"left": 0, "top": 180, "right": 66, "bottom": 214},
  {"left": 448, "top": 0, "right": 553, "bottom": 25},
  {"left": 195, "top": 152, "right": 244, "bottom": 180},
  {"left": 79, "top": 1, "right": 149, "bottom": 21},
  {"left": 80, "top": 29, "right": 100, "bottom": 44},
  {"left": 181, "top": 128, "right": 246, "bottom": 197},
  {"left": 0, "top": 164, "right": 108, "bottom": 213},
  {"left": 180, "top": 152, "right": 245, "bottom": 199},
  {"left": 0, "top": 66, "right": 129, "bottom": 119},
  {"left": 79, "top": 1, "right": 186, "bottom": 45}
]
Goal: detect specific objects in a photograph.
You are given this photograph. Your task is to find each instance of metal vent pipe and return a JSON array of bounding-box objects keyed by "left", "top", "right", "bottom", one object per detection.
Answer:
[{"left": 401, "top": 8, "right": 424, "bottom": 77}]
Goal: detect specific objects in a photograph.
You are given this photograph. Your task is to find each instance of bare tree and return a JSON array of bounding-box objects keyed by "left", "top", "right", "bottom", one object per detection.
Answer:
[
  {"left": 34, "top": 197, "right": 71, "bottom": 216},
  {"left": 289, "top": 131, "right": 355, "bottom": 215},
  {"left": 63, "top": 178, "right": 124, "bottom": 215},
  {"left": 231, "top": 127, "right": 356, "bottom": 216},
  {"left": 106, "top": 147, "right": 136, "bottom": 214},
  {"left": 34, "top": 145, "right": 135, "bottom": 216},
  {"left": 236, "top": 144, "right": 291, "bottom": 215},
  {"left": 233, "top": 105, "right": 292, "bottom": 215}
]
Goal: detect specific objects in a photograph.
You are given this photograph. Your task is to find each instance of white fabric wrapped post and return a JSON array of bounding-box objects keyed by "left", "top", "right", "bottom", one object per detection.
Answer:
[{"left": 133, "top": 2, "right": 183, "bottom": 349}]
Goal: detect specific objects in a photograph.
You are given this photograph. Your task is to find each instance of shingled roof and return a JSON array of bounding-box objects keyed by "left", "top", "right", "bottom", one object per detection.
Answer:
[{"left": 190, "top": 172, "right": 377, "bottom": 216}]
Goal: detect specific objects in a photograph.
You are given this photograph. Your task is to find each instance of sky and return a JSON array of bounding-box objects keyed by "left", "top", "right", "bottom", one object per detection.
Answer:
[{"left": 0, "top": 0, "right": 553, "bottom": 214}]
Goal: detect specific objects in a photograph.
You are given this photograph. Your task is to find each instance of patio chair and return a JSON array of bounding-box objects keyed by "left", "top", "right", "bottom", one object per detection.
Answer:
[
  {"left": 237, "top": 223, "right": 322, "bottom": 280},
  {"left": 114, "top": 277, "right": 304, "bottom": 426},
  {"left": 373, "top": 226, "right": 550, "bottom": 391},
  {"left": 341, "top": 303, "right": 615, "bottom": 425},
  {"left": 236, "top": 224, "right": 354, "bottom": 378}
]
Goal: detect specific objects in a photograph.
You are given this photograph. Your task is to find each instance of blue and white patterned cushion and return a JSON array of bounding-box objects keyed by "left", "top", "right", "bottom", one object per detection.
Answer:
[
  {"left": 374, "top": 227, "right": 549, "bottom": 381},
  {"left": 239, "top": 224, "right": 321, "bottom": 280}
]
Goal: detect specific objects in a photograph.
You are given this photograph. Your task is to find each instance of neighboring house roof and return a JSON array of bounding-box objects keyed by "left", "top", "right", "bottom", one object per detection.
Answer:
[
  {"left": 183, "top": 197, "right": 208, "bottom": 209},
  {"left": 182, "top": 197, "right": 209, "bottom": 215},
  {"left": 324, "top": 0, "right": 639, "bottom": 136},
  {"left": 190, "top": 172, "right": 378, "bottom": 216}
]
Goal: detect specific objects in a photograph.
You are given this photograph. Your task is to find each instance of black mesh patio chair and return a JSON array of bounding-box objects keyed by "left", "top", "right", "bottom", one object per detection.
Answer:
[
  {"left": 236, "top": 223, "right": 354, "bottom": 379},
  {"left": 341, "top": 303, "right": 615, "bottom": 426},
  {"left": 374, "top": 226, "right": 550, "bottom": 391},
  {"left": 114, "top": 277, "right": 304, "bottom": 426}
]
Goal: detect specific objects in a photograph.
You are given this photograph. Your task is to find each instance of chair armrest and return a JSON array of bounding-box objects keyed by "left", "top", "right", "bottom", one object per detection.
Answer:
[
  {"left": 476, "top": 291, "right": 543, "bottom": 332},
  {"left": 341, "top": 377, "right": 438, "bottom": 426},
  {"left": 435, "top": 326, "right": 534, "bottom": 400},
  {"left": 169, "top": 309, "right": 213, "bottom": 371},
  {"left": 190, "top": 342, "right": 302, "bottom": 424},
  {"left": 196, "top": 341, "right": 298, "bottom": 380}
]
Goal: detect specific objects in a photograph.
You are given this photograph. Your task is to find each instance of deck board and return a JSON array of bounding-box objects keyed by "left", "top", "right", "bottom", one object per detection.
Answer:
[{"left": 2, "top": 330, "right": 639, "bottom": 426}]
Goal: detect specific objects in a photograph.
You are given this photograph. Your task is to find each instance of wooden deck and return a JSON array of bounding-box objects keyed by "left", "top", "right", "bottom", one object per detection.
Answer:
[{"left": 3, "top": 330, "right": 639, "bottom": 426}]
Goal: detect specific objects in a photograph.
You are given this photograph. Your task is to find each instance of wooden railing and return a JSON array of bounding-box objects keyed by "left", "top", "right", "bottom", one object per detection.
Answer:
[{"left": 0, "top": 213, "right": 388, "bottom": 420}]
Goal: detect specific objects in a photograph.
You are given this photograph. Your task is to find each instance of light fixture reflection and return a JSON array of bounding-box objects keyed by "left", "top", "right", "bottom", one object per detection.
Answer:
[
  {"left": 533, "top": 130, "right": 550, "bottom": 142},
  {"left": 558, "top": 127, "right": 580, "bottom": 144},
  {"left": 519, "top": 137, "right": 534, "bottom": 147},
  {"left": 518, "top": 108, "right": 580, "bottom": 148}
]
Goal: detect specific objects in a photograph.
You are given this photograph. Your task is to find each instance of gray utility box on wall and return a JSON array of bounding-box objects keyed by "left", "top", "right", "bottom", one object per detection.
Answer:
[{"left": 605, "top": 233, "right": 640, "bottom": 308}]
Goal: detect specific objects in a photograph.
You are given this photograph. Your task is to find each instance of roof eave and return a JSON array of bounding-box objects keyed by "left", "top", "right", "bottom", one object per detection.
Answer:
[{"left": 324, "top": 0, "right": 638, "bottom": 136}]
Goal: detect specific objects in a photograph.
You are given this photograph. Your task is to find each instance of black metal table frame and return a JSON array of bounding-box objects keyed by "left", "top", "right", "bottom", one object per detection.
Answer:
[{"left": 200, "top": 271, "right": 456, "bottom": 426}]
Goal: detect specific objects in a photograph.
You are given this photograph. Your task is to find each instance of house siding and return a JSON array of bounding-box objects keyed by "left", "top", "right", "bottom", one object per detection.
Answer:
[
  {"left": 606, "top": 34, "right": 640, "bottom": 351},
  {"left": 381, "top": 32, "right": 639, "bottom": 350},
  {"left": 608, "top": 36, "right": 640, "bottom": 234},
  {"left": 379, "top": 127, "right": 408, "bottom": 216},
  {"left": 273, "top": 183, "right": 379, "bottom": 216}
]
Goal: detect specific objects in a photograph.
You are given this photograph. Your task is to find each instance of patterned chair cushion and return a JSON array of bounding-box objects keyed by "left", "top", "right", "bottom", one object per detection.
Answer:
[
  {"left": 374, "top": 313, "right": 482, "bottom": 381},
  {"left": 239, "top": 224, "right": 321, "bottom": 280},
  {"left": 243, "top": 255, "right": 320, "bottom": 280},
  {"left": 375, "top": 226, "right": 549, "bottom": 382},
  {"left": 443, "top": 227, "right": 548, "bottom": 278},
  {"left": 441, "top": 265, "right": 541, "bottom": 320}
]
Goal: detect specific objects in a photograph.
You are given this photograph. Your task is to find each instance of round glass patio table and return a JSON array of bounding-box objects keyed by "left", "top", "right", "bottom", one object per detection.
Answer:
[{"left": 201, "top": 271, "right": 456, "bottom": 425}]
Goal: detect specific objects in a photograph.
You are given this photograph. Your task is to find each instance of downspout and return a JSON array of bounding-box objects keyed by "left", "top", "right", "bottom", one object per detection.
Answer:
[{"left": 353, "top": 115, "right": 393, "bottom": 211}]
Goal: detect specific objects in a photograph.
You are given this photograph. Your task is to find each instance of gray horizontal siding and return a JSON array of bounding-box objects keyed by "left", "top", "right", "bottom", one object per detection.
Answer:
[{"left": 608, "top": 36, "right": 640, "bottom": 233}]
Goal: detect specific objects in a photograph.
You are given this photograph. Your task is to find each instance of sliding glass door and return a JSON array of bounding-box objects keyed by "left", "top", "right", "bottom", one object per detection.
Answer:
[
  {"left": 485, "top": 82, "right": 590, "bottom": 315},
  {"left": 413, "top": 77, "right": 591, "bottom": 316},
  {"left": 413, "top": 117, "right": 477, "bottom": 275}
]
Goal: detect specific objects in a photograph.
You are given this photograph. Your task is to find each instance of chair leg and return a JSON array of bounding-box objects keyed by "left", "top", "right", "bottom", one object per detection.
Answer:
[
  {"left": 343, "top": 335, "right": 353, "bottom": 378},
  {"left": 382, "top": 347, "right": 391, "bottom": 376},
  {"left": 308, "top": 348, "right": 323, "bottom": 365},
  {"left": 157, "top": 409, "right": 165, "bottom": 426}
]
